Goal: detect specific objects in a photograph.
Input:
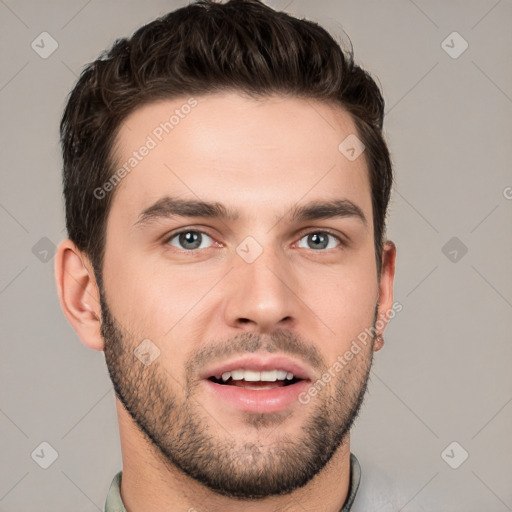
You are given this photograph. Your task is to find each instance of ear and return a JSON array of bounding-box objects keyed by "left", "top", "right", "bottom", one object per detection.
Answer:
[
  {"left": 374, "top": 240, "right": 397, "bottom": 352},
  {"left": 54, "top": 239, "right": 104, "bottom": 351}
]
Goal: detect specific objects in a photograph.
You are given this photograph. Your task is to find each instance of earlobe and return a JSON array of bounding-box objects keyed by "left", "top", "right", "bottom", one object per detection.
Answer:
[
  {"left": 374, "top": 240, "right": 397, "bottom": 352},
  {"left": 373, "top": 334, "right": 384, "bottom": 351},
  {"left": 54, "top": 239, "right": 105, "bottom": 351}
]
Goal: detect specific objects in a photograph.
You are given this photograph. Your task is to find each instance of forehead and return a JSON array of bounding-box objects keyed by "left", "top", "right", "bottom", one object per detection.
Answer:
[{"left": 109, "top": 92, "right": 371, "bottom": 227}]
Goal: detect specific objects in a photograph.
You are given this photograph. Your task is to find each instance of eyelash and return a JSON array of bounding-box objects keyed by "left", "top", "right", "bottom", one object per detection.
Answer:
[{"left": 163, "top": 228, "right": 346, "bottom": 252}]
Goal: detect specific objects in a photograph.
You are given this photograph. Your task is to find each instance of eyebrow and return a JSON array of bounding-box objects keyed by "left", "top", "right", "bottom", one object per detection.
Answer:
[{"left": 133, "top": 196, "right": 367, "bottom": 228}]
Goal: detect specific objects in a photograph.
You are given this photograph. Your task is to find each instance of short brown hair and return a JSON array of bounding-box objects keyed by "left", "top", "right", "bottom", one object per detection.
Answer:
[{"left": 60, "top": 0, "right": 393, "bottom": 286}]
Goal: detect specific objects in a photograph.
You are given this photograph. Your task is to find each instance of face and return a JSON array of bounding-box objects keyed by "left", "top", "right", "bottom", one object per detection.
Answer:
[{"left": 99, "top": 92, "right": 387, "bottom": 498}]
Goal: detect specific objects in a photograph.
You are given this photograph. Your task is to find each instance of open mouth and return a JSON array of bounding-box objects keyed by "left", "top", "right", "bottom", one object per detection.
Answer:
[
  {"left": 203, "top": 365, "right": 311, "bottom": 413},
  {"left": 207, "top": 369, "right": 303, "bottom": 390}
]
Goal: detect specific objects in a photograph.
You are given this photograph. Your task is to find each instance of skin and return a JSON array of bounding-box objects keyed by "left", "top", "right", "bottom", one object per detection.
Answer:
[{"left": 55, "top": 92, "right": 396, "bottom": 512}]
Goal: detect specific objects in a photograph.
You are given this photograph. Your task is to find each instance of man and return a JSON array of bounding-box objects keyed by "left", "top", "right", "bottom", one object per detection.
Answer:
[{"left": 55, "top": 0, "right": 396, "bottom": 510}]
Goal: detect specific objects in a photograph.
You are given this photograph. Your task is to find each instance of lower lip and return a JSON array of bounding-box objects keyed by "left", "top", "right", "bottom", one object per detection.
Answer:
[{"left": 203, "top": 379, "right": 311, "bottom": 414}]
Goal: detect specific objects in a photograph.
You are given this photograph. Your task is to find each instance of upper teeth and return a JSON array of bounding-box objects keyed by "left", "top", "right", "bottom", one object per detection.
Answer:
[{"left": 221, "top": 370, "right": 294, "bottom": 382}]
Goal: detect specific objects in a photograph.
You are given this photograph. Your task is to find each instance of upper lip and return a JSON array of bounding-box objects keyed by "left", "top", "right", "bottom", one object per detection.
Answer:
[{"left": 200, "top": 354, "right": 314, "bottom": 381}]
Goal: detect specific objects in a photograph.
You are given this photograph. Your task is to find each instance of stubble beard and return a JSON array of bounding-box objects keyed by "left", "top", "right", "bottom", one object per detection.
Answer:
[{"left": 100, "top": 288, "right": 376, "bottom": 499}]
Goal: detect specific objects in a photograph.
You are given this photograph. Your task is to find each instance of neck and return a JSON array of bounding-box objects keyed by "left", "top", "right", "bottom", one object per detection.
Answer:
[{"left": 116, "top": 400, "right": 352, "bottom": 512}]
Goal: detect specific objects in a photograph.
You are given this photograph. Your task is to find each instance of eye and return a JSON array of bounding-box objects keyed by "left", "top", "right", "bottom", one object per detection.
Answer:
[
  {"left": 166, "top": 230, "right": 215, "bottom": 251},
  {"left": 297, "top": 231, "right": 342, "bottom": 251}
]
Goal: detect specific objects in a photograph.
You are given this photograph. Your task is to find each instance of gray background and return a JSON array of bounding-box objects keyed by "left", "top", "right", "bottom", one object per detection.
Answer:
[{"left": 1, "top": 0, "right": 511, "bottom": 511}]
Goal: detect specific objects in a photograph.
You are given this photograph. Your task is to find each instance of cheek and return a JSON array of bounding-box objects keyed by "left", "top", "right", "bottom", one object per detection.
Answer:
[
  {"left": 303, "top": 256, "right": 378, "bottom": 361},
  {"left": 102, "top": 250, "right": 218, "bottom": 351}
]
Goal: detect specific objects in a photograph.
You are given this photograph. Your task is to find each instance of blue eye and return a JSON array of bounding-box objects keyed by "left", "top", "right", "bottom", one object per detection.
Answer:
[
  {"left": 167, "top": 230, "right": 214, "bottom": 250},
  {"left": 165, "top": 229, "right": 343, "bottom": 252},
  {"left": 297, "top": 232, "right": 341, "bottom": 250}
]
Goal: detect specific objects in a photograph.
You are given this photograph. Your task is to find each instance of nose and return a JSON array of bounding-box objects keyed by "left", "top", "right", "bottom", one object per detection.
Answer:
[{"left": 223, "top": 245, "right": 301, "bottom": 334}]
